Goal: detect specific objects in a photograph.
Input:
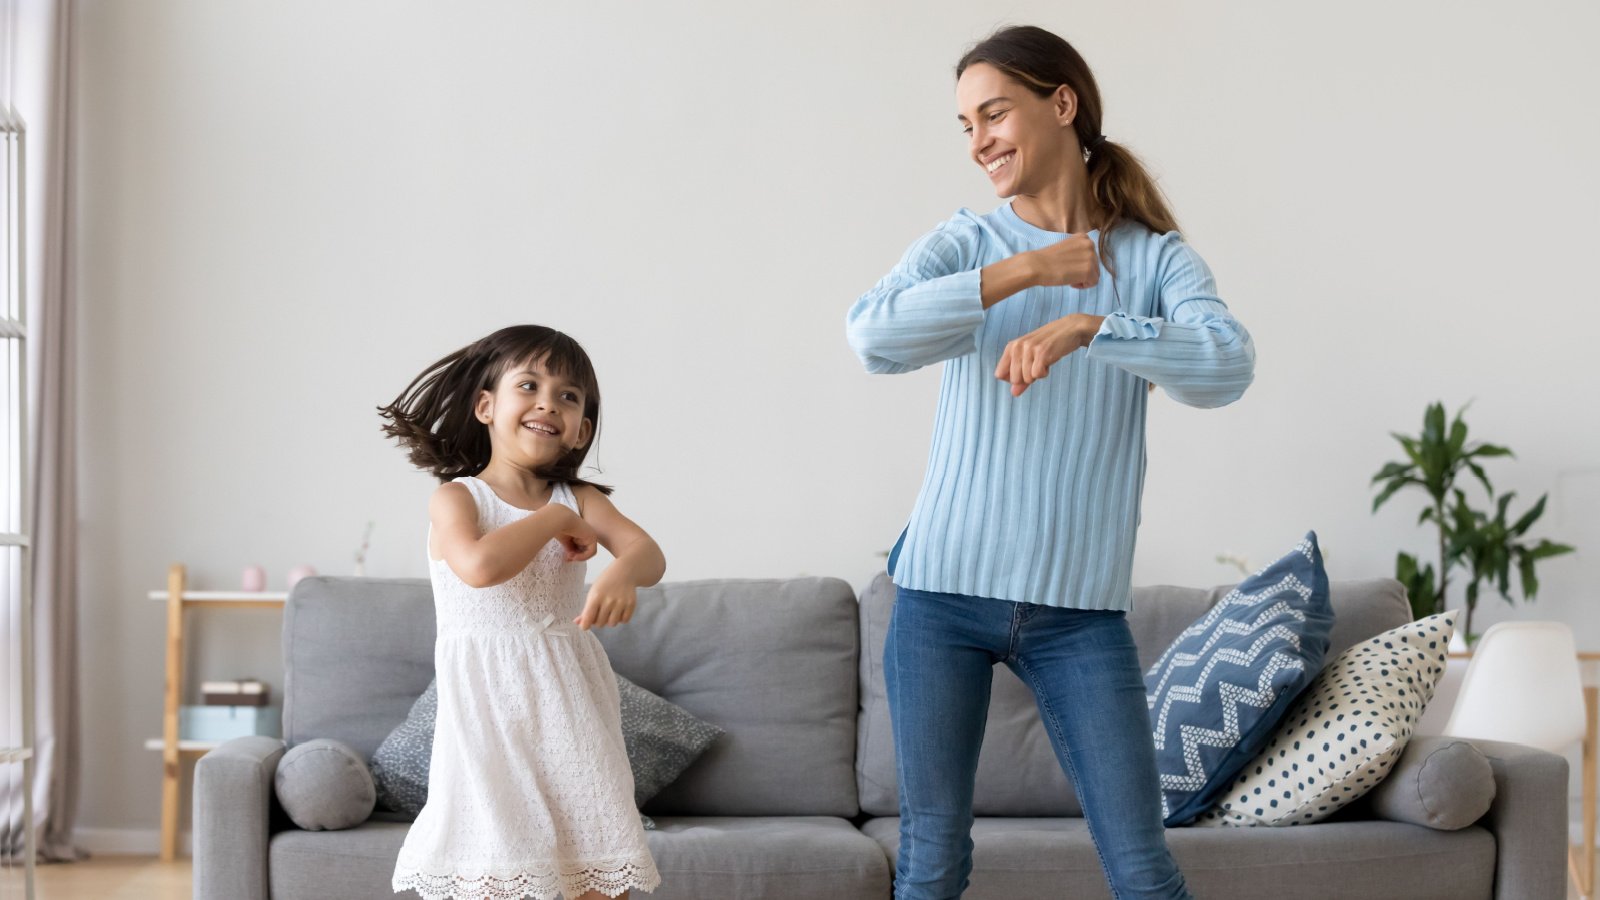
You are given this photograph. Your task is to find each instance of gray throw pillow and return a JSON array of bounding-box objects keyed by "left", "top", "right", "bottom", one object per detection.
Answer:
[
  {"left": 370, "top": 680, "right": 437, "bottom": 817},
  {"left": 274, "top": 738, "right": 376, "bottom": 831},
  {"left": 616, "top": 673, "right": 725, "bottom": 808},
  {"left": 371, "top": 673, "right": 721, "bottom": 819},
  {"left": 1363, "top": 736, "right": 1496, "bottom": 830}
]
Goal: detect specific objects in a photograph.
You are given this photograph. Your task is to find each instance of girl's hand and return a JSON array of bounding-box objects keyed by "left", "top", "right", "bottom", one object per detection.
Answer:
[
  {"left": 575, "top": 572, "right": 637, "bottom": 630},
  {"left": 1027, "top": 233, "right": 1100, "bottom": 290},
  {"left": 543, "top": 504, "right": 598, "bottom": 562},
  {"left": 995, "top": 313, "right": 1106, "bottom": 396}
]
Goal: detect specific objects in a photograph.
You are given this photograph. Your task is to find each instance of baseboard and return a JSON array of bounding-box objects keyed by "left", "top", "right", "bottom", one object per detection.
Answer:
[{"left": 74, "top": 828, "right": 192, "bottom": 856}]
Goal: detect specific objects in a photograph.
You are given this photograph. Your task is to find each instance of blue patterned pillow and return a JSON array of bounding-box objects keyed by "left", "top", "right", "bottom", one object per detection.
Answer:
[{"left": 1144, "top": 531, "right": 1334, "bottom": 826}]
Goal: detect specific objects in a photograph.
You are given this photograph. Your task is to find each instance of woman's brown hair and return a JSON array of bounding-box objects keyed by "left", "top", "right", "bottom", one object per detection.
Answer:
[
  {"left": 378, "top": 325, "right": 612, "bottom": 494},
  {"left": 957, "top": 25, "right": 1180, "bottom": 253}
]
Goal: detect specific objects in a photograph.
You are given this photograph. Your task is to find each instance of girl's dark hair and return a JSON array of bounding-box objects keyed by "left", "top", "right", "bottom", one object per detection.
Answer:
[
  {"left": 957, "top": 26, "right": 1180, "bottom": 252},
  {"left": 378, "top": 325, "right": 612, "bottom": 494}
]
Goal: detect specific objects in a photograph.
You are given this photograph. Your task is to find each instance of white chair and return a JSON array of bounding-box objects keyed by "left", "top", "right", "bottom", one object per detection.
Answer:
[{"left": 1443, "top": 621, "right": 1594, "bottom": 898}]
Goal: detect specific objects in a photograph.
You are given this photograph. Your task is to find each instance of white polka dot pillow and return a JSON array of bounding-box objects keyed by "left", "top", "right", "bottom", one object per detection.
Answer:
[{"left": 1194, "top": 610, "right": 1458, "bottom": 827}]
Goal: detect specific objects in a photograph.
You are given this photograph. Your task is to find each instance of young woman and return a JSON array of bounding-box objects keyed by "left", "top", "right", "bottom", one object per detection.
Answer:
[{"left": 845, "top": 25, "right": 1255, "bottom": 900}]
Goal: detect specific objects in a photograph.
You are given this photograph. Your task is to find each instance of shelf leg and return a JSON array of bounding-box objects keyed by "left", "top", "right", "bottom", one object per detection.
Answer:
[{"left": 160, "top": 564, "right": 185, "bottom": 861}]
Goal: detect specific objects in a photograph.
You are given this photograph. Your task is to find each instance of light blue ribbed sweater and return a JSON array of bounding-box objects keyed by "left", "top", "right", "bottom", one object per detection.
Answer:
[{"left": 846, "top": 201, "right": 1256, "bottom": 610}]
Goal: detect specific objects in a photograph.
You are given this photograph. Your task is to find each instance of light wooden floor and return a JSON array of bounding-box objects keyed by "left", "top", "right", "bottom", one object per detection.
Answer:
[
  {"left": 4, "top": 855, "right": 191, "bottom": 900},
  {"left": 6, "top": 851, "right": 1597, "bottom": 899}
]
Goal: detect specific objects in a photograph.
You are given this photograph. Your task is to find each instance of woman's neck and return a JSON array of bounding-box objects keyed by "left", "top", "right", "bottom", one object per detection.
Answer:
[{"left": 1010, "top": 159, "right": 1095, "bottom": 234}]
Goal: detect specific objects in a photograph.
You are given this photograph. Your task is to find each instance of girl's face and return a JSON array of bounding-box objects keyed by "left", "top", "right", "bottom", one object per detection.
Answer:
[
  {"left": 955, "top": 62, "right": 1078, "bottom": 198},
  {"left": 474, "top": 357, "right": 594, "bottom": 470}
]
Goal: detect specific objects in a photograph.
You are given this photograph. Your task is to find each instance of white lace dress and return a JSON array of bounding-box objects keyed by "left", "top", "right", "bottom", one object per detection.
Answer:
[{"left": 392, "top": 477, "right": 660, "bottom": 900}]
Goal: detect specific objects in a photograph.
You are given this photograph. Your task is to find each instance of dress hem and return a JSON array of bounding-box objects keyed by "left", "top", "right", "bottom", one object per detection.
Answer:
[{"left": 392, "top": 858, "right": 661, "bottom": 899}]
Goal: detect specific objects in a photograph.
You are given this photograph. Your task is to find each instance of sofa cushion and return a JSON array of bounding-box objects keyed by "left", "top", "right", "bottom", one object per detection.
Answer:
[
  {"left": 1361, "top": 736, "right": 1495, "bottom": 831},
  {"left": 643, "top": 816, "right": 891, "bottom": 900},
  {"left": 1197, "top": 612, "right": 1458, "bottom": 827},
  {"left": 1144, "top": 532, "right": 1335, "bottom": 825},
  {"left": 594, "top": 578, "right": 861, "bottom": 817},
  {"left": 857, "top": 575, "right": 1413, "bottom": 819},
  {"left": 268, "top": 817, "right": 888, "bottom": 900},
  {"left": 273, "top": 739, "right": 375, "bottom": 831},
  {"left": 269, "top": 821, "right": 411, "bottom": 900},
  {"left": 860, "top": 816, "right": 1493, "bottom": 900},
  {"left": 283, "top": 577, "right": 436, "bottom": 758},
  {"left": 285, "top": 575, "right": 858, "bottom": 818}
]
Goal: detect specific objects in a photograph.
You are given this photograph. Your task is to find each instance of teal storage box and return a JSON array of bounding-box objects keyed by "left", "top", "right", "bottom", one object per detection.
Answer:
[{"left": 180, "top": 705, "right": 282, "bottom": 741}]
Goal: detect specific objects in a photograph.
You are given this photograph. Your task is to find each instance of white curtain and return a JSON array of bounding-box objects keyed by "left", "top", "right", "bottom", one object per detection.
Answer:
[{"left": 1, "top": 0, "right": 80, "bottom": 863}]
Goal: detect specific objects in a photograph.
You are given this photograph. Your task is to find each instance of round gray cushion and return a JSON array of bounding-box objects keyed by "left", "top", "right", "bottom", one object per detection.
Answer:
[
  {"left": 1364, "top": 736, "right": 1496, "bottom": 830},
  {"left": 274, "top": 738, "right": 376, "bottom": 831}
]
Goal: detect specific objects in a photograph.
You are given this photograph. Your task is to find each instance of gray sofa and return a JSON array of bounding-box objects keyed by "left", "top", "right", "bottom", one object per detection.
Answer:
[{"left": 194, "top": 574, "right": 1568, "bottom": 900}]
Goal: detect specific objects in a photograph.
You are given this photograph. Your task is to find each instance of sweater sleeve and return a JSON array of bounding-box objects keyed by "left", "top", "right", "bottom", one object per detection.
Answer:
[
  {"left": 845, "top": 216, "right": 987, "bottom": 375},
  {"left": 1086, "top": 233, "right": 1256, "bottom": 408}
]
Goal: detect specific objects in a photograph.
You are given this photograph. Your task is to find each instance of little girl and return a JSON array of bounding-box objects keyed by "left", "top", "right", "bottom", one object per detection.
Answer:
[{"left": 379, "top": 324, "right": 663, "bottom": 900}]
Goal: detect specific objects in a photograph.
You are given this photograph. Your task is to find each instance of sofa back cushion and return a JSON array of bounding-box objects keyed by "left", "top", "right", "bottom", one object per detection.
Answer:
[
  {"left": 283, "top": 577, "right": 436, "bottom": 759},
  {"left": 284, "top": 575, "right": 862, "bottom": 818},
  {"left": 595, "top": 577, "right": 861, "bottom": 817},
  {"left": 855, "top": 574, "right": 1410, "bottom": 817}
]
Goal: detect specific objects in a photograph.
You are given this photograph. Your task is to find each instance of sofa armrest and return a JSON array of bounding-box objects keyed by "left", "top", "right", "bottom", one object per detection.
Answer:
[
  {"left": 193, "top": 736, "right": 286, "bottom": 900},
  {"left": 1463, "top": 738, "right": 1570, "bottom": 900}
]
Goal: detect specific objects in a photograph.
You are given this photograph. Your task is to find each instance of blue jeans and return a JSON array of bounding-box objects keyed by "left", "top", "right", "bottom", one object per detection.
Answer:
[{"left": 885, "top": 586, "right": 1191, "bottom": 900}]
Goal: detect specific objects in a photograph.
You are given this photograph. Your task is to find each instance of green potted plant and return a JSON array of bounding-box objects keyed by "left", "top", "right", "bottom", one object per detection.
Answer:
[{"left": 1371, "top": 402, "right": 1574, "bottom": 640}]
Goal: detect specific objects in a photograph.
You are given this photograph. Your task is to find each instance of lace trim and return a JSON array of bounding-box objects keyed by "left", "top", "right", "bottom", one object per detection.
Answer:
[{"left": 393, "top": 858, "right": 660, "bottom": 899}]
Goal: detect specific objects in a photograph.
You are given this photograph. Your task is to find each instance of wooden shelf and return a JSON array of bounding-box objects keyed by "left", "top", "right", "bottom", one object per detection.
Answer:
[
  {"left": 148, "top": 589, "right": 287, "bottom": 609},
  {"left": 142, "top": 739, "right": 224, "bottom": 754},
  {"left": 153, "top": 564, "right": 288, "bottom": 861},
  {"left": 0, "top": 747, "right": 34, "bottom": 764}
]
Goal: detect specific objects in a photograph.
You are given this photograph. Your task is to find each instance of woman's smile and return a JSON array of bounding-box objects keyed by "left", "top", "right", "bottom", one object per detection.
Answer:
[{"left": 984, "top": 151, "right": 1016, "bottom": 176}]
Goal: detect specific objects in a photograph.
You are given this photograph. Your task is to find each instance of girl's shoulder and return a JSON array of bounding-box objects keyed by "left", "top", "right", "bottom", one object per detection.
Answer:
[
  {"left": 431, "top": 478, "right": 482, "bottom": 517},
  {"left": 567, "top": 482, "right": 613, "bottom": 518}
]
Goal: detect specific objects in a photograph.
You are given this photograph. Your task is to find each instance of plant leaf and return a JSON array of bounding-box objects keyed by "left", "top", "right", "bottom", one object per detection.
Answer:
[
  {"left": 1510, "top": 494, "right": 1548, "bottom": 536},
  {"left": 1448, "top": 416, "right": 1468, "bottom": 455},
  {"left": 1424, "top": 403, "right": 1446, "bottom": 448},
  {"left": 1371, "top": 478, "right": 1415, "bottom": 512},
  {"left": 1465, "top": 460, "right": 1494, "bottom": 497},
  {"left": 1371, "top": 461, "right": 1414, "bottom": 483},
  {"left": 1527, "top": 540, "right": 1576, "bottom": 561},
  {"left": 1518, "top": 554, "right": 1539, "bottom": 599}
]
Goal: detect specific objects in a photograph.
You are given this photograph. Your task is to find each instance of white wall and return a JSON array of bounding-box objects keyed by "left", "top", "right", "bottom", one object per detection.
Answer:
[{"left": 74, "top": 0, "right": 1599, "bottom": 838}]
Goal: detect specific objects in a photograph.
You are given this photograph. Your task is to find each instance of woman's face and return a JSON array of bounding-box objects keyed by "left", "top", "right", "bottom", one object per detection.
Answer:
[{"left": 955, "top": 62, "right": 1076, "bottom": 198}]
